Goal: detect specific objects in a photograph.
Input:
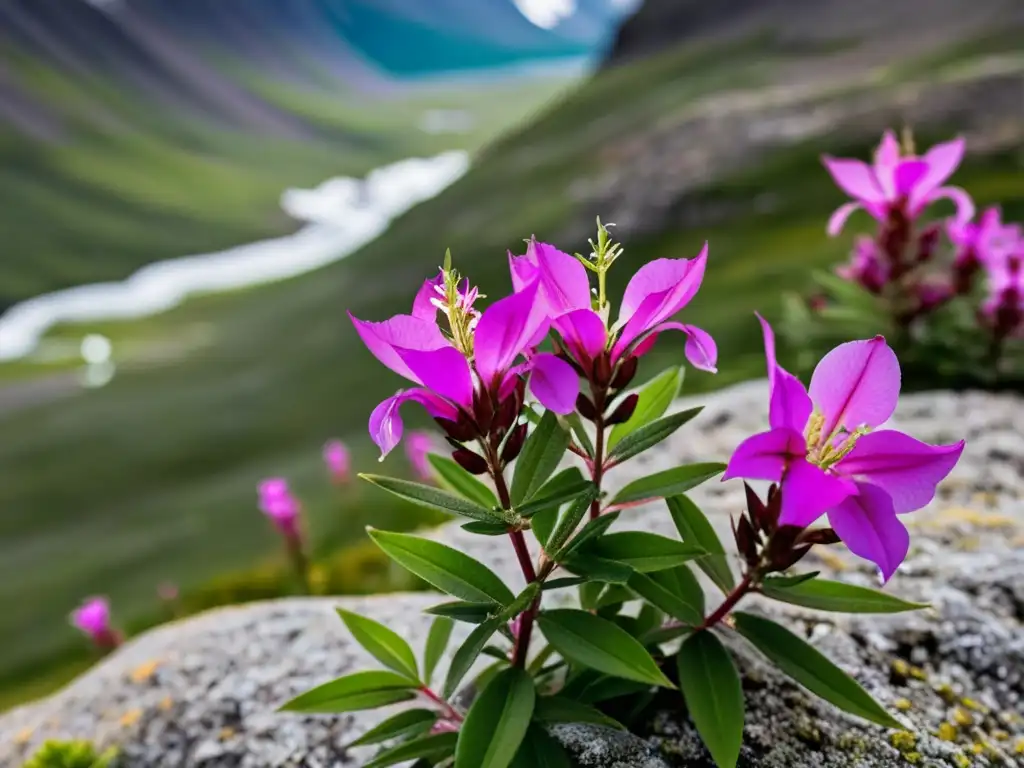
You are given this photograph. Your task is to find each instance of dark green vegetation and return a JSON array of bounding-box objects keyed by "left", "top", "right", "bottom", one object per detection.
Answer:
[{"left": 2, "top": 28, "right": 1022, "bottom": 709}]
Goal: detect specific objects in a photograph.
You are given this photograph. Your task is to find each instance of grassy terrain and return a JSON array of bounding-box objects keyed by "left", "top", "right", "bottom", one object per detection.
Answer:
[{"left": 2, "top": 38, "right": 1022, "bottom": 709}]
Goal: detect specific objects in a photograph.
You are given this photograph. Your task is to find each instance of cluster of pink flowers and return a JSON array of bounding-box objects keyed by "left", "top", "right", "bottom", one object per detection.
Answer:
[
  {"left": 69, "top": 596, "right": 121, "bottom": 650},
  {"left": 824, "top": 130, "right": 1024, "bottom": 344}
]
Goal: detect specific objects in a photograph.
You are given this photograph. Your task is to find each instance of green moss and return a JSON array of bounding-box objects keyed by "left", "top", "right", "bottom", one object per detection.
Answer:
[{"left": 21, "top": 739, "right": 116, "bottom": 768}]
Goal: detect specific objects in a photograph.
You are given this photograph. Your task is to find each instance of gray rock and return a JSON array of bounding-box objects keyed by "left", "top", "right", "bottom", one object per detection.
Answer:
[{"left": 3, "top": 383, "right": 1023, "bottom": 767}]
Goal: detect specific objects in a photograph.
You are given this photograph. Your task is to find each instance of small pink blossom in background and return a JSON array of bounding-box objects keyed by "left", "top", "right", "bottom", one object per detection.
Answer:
[
  {"left": 157, "top": 582, "right": 179, "bottom": 602},
  {"left": 405, "top": 430, "right": 438, "bottom": 482},
  {"left": 836, "top": 236, "right": 888, "bottom": 294},
  {"left": 70, "top": 596, "right": 121, "bottom": 649},
  {"left": 823, "top": 130, "right": 973, "bottom": 236},
  {"left": 322, "top": 439, "right": 351, "bottom": 484},
  {"left": 258, "top": 477, "right": 301, "bottom": 539}
]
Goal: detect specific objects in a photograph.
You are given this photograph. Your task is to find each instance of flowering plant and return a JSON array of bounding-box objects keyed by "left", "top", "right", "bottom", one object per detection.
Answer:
[
  {"left": 781, "top": 129, "right": 1024, "bottom": 390},
  {"left": 281, "top": 221, "right": 963, "bottom": 768}
]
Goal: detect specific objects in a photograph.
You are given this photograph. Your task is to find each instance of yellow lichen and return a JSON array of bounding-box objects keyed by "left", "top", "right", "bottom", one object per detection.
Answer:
[
  {"left": 158, "top": 696, "right": 173, "bottom": 711},
  {"left": 889, "top": 731, "right": 917, "bottom": 752},
  {"left": 969, "top": 743, "right": 985, "bottom": 755},
  {"left": 991, "top": 729, "right": 1009, "bottom": 741},
  {"left": 894, "top": 698, "right": 913, "bottom": 711},
  {"left": 130, "top": 659, "right": 161, "bottom": 683},
  {"left": 937, "top": 722, "right": 958, "bottom": 742},
  {"left": 960, "top": 697, "right": 988, "bottom": 713},
  {"left": 908, "top": 665, "right": 927, "bottom": 681},
  {"left": 934, "top": 683, "right": 957, "bottom": 703},
  {"left": 119, "top": 708, "right": 142, "bottom": 727},
  {"left": 953, "top": 754, "right": 971, "bottom": 768},
  {"left": 219, "top": 727, "right": 236, "bottom": 740},
  {"left": 14, "top": 728, "right": 33, "bottom": 746},
  {"left": 903, "top": 752, "right": 922, "bottom": 764},
  {"left": 1014, "top": 737, "right": 1024, "bottom": 754},
  {"left": 308, "top": 565, "right": 328, "bottom": 594},
  {"left": 953, "top": 708, "right": 974, "bottom": 727}
]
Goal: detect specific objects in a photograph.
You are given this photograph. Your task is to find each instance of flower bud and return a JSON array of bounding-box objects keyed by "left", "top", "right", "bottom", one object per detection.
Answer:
[
  {"left": 606, "top": 393, "right": 639, "bottom": 425},
  {"left": 798, "top": 527, "right": 841, "bottom": 546},
  {"left": 732, "top": 514, "right": 759, "bottom": 568},
  {"left": 591, "top": 352, "right": 613, "bottom": 388},
  {"left": 915, "top": 223, "right": 941, "bottom": 264},
  {"left": 435, "top": 413, "right": 478, "bottom": 443},
  {"left": 494, "top": 393, "right": 520, "bottom": 435},
  {"left": 501, "top": 423, "right": 529, "bottom": 464},
  {"left": 473, "top": 388, "right": 494, "bottom": 434},
  {"left": 452, "top": 448, "right": 489, "bottom": 475},
  {"left": 576, "top": 393, "right": 600, "bottom": 422},
  {"left": 610, "top": 357, "right": 639, "bottom": 390}
]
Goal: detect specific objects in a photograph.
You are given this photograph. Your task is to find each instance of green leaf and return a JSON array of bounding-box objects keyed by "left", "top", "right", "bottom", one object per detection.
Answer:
[
  {"left": 510, "top": 724, "right": 573, "bottom": 768},
  {"left": 642, "top": 624, "right": 693, "bottom": 647},
  {"left": 428, "top": 454, "right": 500, "bottom": 508},
  {"left": 537, "top": 609, "right": 674, "bottom": 689},
  {"left": 531, "top": 507, "right": 558, "bottom": 548},
  {"left": 595, "top": 584, "right": 636, "bottom": 610},
  {"left": 608, "top": 367, "right": 684, "bottom": 450},
  {"left": 455, "top": 667, "right": 536, "bottom": 768},
  {"left": 279, "top": 670, "right": 417, "bottom": 713},
  {"left": 534, "top": 696, "right": 625, "bottom": 729},
  {"left": 519, "top": 479, "right": 595, "bottom": 519},
  {"left": 611, "top": 463, "right": 726, "bottom": 505},
  {"left": 761, "top": 578, "right": 930, "bottom": 614},
  {"left": 651, "top": 565, "right": 706, "bottom": 618},
  {"left": 361, "top": 474, "right": 501, "bottom": 523},
  {"left": 337, "top": 609, "right": 419, "bottom": 682},
  {"left": 545, "top": 487, "right": 601, "bottom": 555},
  {"left": 425, "top": 601, "right": 495, "bottom": 625},
  {"left": 763, "top": 571, "right": 820, "bottom": 589},
  {"left": 424, "top": 617, "right": 455, "bottom": 685},
  {"left": 511, "top": 410, "right": 571, "bottom": 505},
  {"left": 542, "top": 577, "right": 587, "bottom": 591},
  {"left": 733, "top": 612, "right": 902, "bottom": 728},
  {"left": 369, "top": 529, "right": 514, "bottom": 606},
  {"left": 668, "top": 495, "right": 735, "bottom": 593},
  {"left": 628, "top": 571, "right": 703, "bottom": 626},
  {"left": 363, "top": 732, "right": 458, "bottom": 768},
  {"left": 443, "top": 617, "right": 502, "bottom": 699},
  {"left": 554, "top": 509, "right": 619, "bottom": 559},
  {"left": 462, "top": 520, "right": 509, "bottom": 535},
  {"left": 347, "top": 709, "right": 438, "bottom": 748},
  {"left": 560, "top": 553, "right": 633, "bottom": 584},
  {"left": 605, "top": 407, "right": 703, "bottom": 464},
  {"left": 677, "top": 631, "right": 744, "bottom": 768},
  {"left": 565, "top": 412, "right": 595, "bottom": 457},
  {"left": 566, "top": 672, "right": 652, "bottom": 704},
  {"left": 589, "top": 531, "right": 706, "bottom": 573}
]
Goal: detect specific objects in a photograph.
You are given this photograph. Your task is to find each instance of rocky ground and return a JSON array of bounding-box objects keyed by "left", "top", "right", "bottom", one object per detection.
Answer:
[{"left": 3, "top": 381, "right": 1023, "bottom": 767}]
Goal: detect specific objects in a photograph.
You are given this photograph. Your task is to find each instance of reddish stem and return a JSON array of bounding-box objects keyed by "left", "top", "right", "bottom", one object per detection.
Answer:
[
  {"left": 420, "top": 686, "right": 464, "bottom": 723},
  {"left": 697, "top": 573, "right": 754, "bottom": 631},
  {"left": 589, "top": 413, "right": 606, "bottom": 520}
]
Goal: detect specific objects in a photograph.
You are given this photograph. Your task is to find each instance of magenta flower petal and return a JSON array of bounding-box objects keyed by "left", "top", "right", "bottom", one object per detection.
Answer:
[
  {"left": 722, "top": 427, "right": 805, "bottom": 482},
  {"left": 411, "top": 271, "right": 445, "bottom": 320},
  {"left": 923, "top": 186, "right": 975, "bottom": 225},
  {"left": 893, "top": 159, "right": 930, "bottom": 197},
  {"left": 874, "top": 130, "right": 901, "bottom": 169},
  {"left": 369, "top": 389, "right": 458, "bottom": 459},
  {"left": 71, "top": 597, "right": 111, "bottom": 636},
  {"left": 809, "top": 336, "right": 900, "bottom": 437},
  {"left": 509, "top": 249, "right": 539, "bottom": 294},
  {"left": 827, "top": 483, "right": 909, "bottom": 582},
  {"left": 822, "top": 157, "right": 884, "bottom": 203},
  {"left": 395, "top": 346, "right": 474, "bottom": 410},
  {"left": 756, "top": 314, "right": 812, "bottom": 432},
  {"left": 531, "top": 241, "right": 592, "bottom": 314},
  {"left": 778, "top": 458, "right": 857, "bottom": 528},
  {"left": 554, "top": 308, "right": 607, "bottom": 361},
  {"left": 527, "top": 353, "right": 579, "bottom": 415},
  {"left": 474, "top": 281, "right": 549, "bottom": 386},
  {"left": 349, "top": 312, "right": 449, "bottom": 384},
  {"left": 680, "top": 324, "right": 717, "bottom": 373},
  {"left": 618, "top": 244, "right": 708, "bottom": 325},
  {"left": 827, "top": 201, "right": 863, "bottom": 236},
  {"left": 917, "top": 137, "right": 965, "bottom": 195},
  {"left": 834, "top": 431, "right": 965, "bottom": 514}
]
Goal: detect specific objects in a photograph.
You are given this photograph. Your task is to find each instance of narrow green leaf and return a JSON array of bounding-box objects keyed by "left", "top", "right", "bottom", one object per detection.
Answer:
[
  {"left": 511, "top": 410, "right": 571, "bottom": 505},
  {"left": 361, "top": 474, "right": 500, "bottom": 523},
  {"left": 611, "top": 463, "right": 726, "bottom": 505},
  {"left": 628, "top": 571, "right": 703, "bottom": 626},
  {"left": 424, "top": 617, "right": 455, "bottom": 685},
  {"left": 510, "top": 724, "right": 573, "bottom": 768},
  {"left": 565, "top": 413, "right": 595, "bottom": 457},
  {"left": 764, "top": 571, "right": 820, "bottom": 589},
  {"left": 668, "top": 495, "right": 735, "bottom": 593},
  {"left": 595, "top": 584, "right": 636, "bottom": 610},
  {"left": 542, "top": 577, "right": 587, "bottom": 591},
  {"left": 560, "top": 553, "right": 633, "bottom": 584},
  {"left": 531, "top": 507, "right": 558, "bottom": 548},
  {"left": 533, "top": 695, "right": 625, "bottom": 729},
  {"left": 651, "top": 565, "right": 706, "bottom": 618},
  {"left": 425, "top": 601, "right": 494, "bottom": 625},
  {"left": 761, "top": 579, "right": 930, "bottom": 614},
  {"left": 443, "top": 617, "right": 502, "bottom": 699},
  {"left": 677, "top": 631, "right": 744, "bottom": 768},
  {"left": 635, "top": 603, "right": 665, "bottom": 639},
  {"left": 733, "top": 612, "right": 902, "bottom": 728},
  {"left": 589, "top": 531, "right": 706, "bottom": 573},
  {"left": 545, "top": 487, "right": 601, "bottom": 555},
  {"left": 569, "top": 673, "right": 652, "bottom": 704},
  {"left": 455, "top": 667, "right": 536, "bottom": 768},
  {"left": 428, "top": 454, "right": 500, "bottom": 508},
  {"left": 347, "top": 709, "right": 437, "bottom": 748},
  {"left": 608, "top": 367, "right": 684, "bottom": 450},
  {"left": 462, "top": 520, "right": 509, "bottom": 536},
  {"left": 554, "top": 510, "right": 619, "bottom": 560},
  {"left": 606, "top": 406, "right": 703, "bottom": 464},
  {"left": 363, "top": 732, "right": 458, "bottom": 768},
  {"left": 369, "top": 529, "right": 514, "bottom": 606},
  {"left": 537, "top": 609, "right": 674, "bottom": 689},
  {"left": 337, "top": 609, "right": 419, "bottom": 682},
  {"left": 279, "top": 670, "right": 416, "bottom": 713},
  {"left": 519, "top": 479, "right": 595, "bottom": 519},
  {"left": 642, "top": 624, "right": 693, "bottom": 647}
]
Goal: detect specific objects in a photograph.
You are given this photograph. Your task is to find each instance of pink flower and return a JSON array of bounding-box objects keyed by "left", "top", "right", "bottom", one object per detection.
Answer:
[
  {"left": 258, "top": 477, "right": 301, "bottom": 538},
  {"left": 836, "top": 236, "right": 888, "bottom": 294},
  {"left": 508, "top": 240, "right": 717, "bottom": 374},
  {"left": 405, "top": 430, "right": 438, "bottom": 482},
  {"left": 979, "top": 243, "right": 1024, "bottom": 337},
  {"left": 322, "top": 439, "right": 351, "bottom": 484},
  {"left": 70, "top": 597, "right": 120, "bottom": 648},
  {"left": 723, "top": 315, "right": 964, "bottom": 581},
  {"left": 350, "top": 268, "right": 579, "bottom": 458},
  {"left": 823, "top": 130, "right": 974, "bottom": 236}
]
